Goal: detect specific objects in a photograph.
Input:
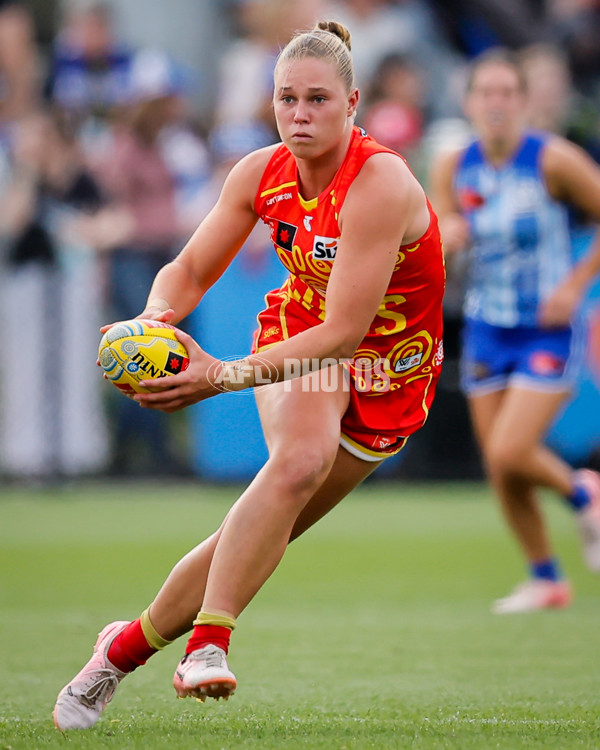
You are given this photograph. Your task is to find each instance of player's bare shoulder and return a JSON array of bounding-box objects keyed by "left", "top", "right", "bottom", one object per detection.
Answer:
[
  {"left": 341, "top": 151, "right": 429, "bottom": 243},
  {"left": 350, "top": 151, "right": 417, "bottom": 207},
  {"left": 236, "top": 143, "right": 280, "bottom": 174},
  {"left": 541, "top": 134, "right": 600, "bottom": 207}
]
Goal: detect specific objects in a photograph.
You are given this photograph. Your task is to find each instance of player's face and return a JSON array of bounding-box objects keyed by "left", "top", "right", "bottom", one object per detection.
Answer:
[
  {"left": 465, "top": 62, "right": 526, "bottom": 143},
  {"left": 273, "top": 57, "right": 358, "bottom": 159}
]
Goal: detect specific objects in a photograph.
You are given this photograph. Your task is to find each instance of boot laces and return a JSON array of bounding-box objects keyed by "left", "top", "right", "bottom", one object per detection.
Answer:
[
  {"left": 188, "top": 645, "right": 225, "bottom": 669},
  {"left": 78, "top": 669, "right": 120, "bottom": 708}
]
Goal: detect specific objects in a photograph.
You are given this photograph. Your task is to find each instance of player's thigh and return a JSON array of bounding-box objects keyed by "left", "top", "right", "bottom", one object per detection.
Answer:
[
  {"left": 290, "top": 443, "right": 381, "bottom": 540},
  {"left": 467, "top": 389, "right": 506, "bottom": 451},
  {"left": 489, "top": 385, "right": 570, "bottom": 454},
  {"left": 255, "top": 364, "right": 350, "bottom": 456}
]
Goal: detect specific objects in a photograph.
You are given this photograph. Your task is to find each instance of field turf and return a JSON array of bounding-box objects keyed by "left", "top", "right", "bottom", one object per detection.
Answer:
[{"left": 1, "top": 480, "right": 599, "bottom": 749}]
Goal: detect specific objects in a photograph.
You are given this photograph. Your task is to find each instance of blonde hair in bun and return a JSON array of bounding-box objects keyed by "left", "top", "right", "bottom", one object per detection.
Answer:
[{"left": 275, "top": 20, "right": 355, "bottom": 93}]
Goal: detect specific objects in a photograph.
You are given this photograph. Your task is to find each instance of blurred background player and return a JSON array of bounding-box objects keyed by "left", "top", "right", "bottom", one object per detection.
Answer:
[
  {"left": 430, "top": 49, "right": 600, "bottom": 614},
  {"left": 53, "top": 20, "right": 445, "bottom": 729}
]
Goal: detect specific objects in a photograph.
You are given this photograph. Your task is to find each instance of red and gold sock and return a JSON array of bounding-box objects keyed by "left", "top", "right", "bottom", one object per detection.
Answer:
[
  {"left": 107, "top": 608, "right": 172, "bottom": 673},
  {"left": 185, "top": 611, "right": 236, "bottom": 655}
]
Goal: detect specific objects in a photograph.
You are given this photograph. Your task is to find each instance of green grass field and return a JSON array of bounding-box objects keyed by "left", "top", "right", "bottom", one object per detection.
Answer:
[{"left": 1, "top": 480, "right": 599, "bottom": 749}]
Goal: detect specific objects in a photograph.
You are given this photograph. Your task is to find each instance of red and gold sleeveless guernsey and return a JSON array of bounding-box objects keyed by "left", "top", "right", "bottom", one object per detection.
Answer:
[{"left": 252, "top": 126, "right": 445, "bottom": 461}]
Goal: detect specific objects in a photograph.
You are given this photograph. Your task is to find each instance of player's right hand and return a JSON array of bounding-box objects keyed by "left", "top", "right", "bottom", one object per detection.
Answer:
[{"left": 136, "top": 306, "right": 176, "bottom": 325}]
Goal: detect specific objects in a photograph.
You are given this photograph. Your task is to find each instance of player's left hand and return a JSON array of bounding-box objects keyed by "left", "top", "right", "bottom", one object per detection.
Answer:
[
  {"left": 538, "top": 279, "right": 581, "bottom": 328},
  {"left": 135, "top": 329, "right": 222, "bottom": 412}
]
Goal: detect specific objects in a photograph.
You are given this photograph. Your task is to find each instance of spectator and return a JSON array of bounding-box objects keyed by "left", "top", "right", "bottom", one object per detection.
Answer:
[
  {"left": 330, "top": 0, "right": 462, "bottom": 119},
  {"left": 518, "top": 43, "right": 600, "bottom": 163},
  {"left": 0, "top": 3, "right": 42, "bottom": 129},
  {"left": 547, "top": 0, "right": 600, "bottom": 98},
  {"left": 215, "top": 0, "right": 326, "bottom": 133},
  {"left": 361, "top": 53, "right": 426, "bottom": 170},
  {"left": 0, "top": 108, "right": 114, "bottom": 478},
  {"left": 131, "top": 48, "right": 212, "bottom": 240},
  {"left": 184, "top": 120, "right": 275, "bottom": 262},
  {"left": 430, "top": 0, "right": 547, "bottom": 57},
  {"left": 46, "top": 2, "right": 133, "bottom": 134},
  {"left": 96, "top": 56, "right": 189, "bottom": 475}
]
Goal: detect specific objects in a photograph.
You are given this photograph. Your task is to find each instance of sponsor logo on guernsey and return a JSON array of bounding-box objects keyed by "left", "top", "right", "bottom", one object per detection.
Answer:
[
  {"left": 303, "top": 215, "right": 313, "bottom": 232},
  {"left": 394, "top": 352, "right": 423, "bottom": 373},
  {"left": 312, "top": 235, "right": 338, "bottom": 260},
  {"left": 269, "top": 220, "right": 298, "bottom": 252},
  {"left": 266, "top": 191, "right": 293, "bottom": 206}
]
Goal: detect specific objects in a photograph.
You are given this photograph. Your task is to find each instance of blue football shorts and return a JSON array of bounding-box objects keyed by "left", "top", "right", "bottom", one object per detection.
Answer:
[{"left": 460, "top": 318, "right": 583, "bottom": 396}]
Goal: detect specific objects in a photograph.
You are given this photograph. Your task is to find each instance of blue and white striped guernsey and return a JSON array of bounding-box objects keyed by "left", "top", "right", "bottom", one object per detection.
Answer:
[{"left": 454, "top": 131, "right": 572, "bottom": 327}]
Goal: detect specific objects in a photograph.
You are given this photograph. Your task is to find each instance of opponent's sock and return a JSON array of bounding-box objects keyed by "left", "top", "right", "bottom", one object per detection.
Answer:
[
  {"left": 565, "top": 482, "right": 592, "bottom": 512},
  {"left": 185, "top": 611, "right": 237, "bottom": 655},
  {"left": 107, "top": 608, "right": 172, "bottom": 673},
  {"left": 530, "top": 558, "right": 562, "bottom": 582}
]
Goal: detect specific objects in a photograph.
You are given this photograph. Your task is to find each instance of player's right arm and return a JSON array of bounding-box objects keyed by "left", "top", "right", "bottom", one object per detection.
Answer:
[
  {"left": 537, "top": 136, "right": 600, "bottom": 327},
  {"left": 429, "top": 148, "right": 470, "bottom": 256},
  {"left": 141, "top": 146, "right": 276, "bottom": 324}
]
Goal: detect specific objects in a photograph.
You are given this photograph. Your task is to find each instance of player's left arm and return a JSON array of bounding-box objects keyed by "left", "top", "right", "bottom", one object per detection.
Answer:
[
  {"left": 136, "top": 154, "right": 425, "bottom": 410},
  {"left": 540, "top": 137, "right": 600, "bottom": 327},
  {"left": 220, "top": 156, "right": 415, "bottom": 384},
  {"left": 318, "top": 153, "right": 425, "bottom": 354}
]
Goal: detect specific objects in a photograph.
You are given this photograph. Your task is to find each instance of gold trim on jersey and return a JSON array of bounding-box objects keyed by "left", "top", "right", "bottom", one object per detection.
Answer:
[
  {"left": 298, "top": 194, "right": 318, "bottom": 212},
  {"left": 260, "top": 181, "right": 297, "bottom": 198},
  {"left": 279, "top": 294, "right": 290, "bottom": 340},
  {"left": 394, "top": 242, "right": 421, "bottom": 270},
  {"left": 339, "top": 432, "right": 407, "bottom": 461},
  {"left": 255, "top": 341, "right": 279, "bottom": 353}
]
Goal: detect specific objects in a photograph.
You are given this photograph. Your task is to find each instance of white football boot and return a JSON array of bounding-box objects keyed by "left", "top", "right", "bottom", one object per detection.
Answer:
[
  {"left": 53, "top": 621, "right": 129, "bottom": 730},
  {"left": 173, "top": 644, "right": 237, "bottom": 701},
  {"left": 573, "top": 469, "right": 600, "bottom": 572},
  {"left": 492, "top": 579, "right": 572, "bottom": 614}
]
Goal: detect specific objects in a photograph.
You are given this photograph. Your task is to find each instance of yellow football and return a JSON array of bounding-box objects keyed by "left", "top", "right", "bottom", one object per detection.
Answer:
[{"left": 98, "top": 319, "right": 189, "bottom": 397}]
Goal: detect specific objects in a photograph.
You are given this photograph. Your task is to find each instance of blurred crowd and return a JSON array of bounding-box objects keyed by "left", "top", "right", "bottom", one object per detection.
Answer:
[{"left": 0, "top": 0, "right": 599, "bottom": 480}]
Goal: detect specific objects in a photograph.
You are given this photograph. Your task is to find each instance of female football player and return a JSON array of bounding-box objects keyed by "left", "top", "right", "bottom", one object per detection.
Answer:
[
  {"left": 430, "top": 49, "right": 600, "bottom": 615},
  {"left": 54, "top": 20, "right": 445, "bottom": 729}
]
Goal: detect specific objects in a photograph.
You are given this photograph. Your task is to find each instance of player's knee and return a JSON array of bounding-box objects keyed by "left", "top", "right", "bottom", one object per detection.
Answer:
[
  {"left": 268, "top": 439, "right": 337, "bottom": 497},
  {"left": 486, "top": 440, "right": 529, "bottom": 479}
]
